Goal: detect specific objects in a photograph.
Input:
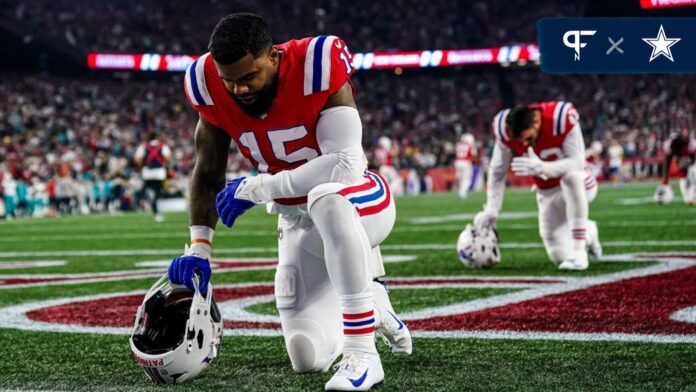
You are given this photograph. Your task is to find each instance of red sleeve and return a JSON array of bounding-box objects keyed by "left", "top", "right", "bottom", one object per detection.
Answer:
[{"left": 328, "top": 36, "right": 355, "bottom": 95}]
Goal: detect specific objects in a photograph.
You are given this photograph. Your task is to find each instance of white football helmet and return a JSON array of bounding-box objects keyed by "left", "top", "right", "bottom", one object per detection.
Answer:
[
  {"left": 130, "top": 275, "right": 222, "bottom": 384},
  {"left": 654, "top": 183, "right": 674, "bottom": 205},
  {"left": 457, "top": 224, "right": 501, "bottom": 269},
  {"left": 378, "top": 136, "right": 392, "bottom": 149},
  {"left": 460, "top": 133, "right": 475, "bottom": 145}
]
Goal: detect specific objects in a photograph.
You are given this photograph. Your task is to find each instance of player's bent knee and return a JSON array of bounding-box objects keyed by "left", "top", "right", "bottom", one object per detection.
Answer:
[
  {"left": 546, "top": 246, "right": 568, "bottom": 264},
  {"left": 586, "top": 183, "right": 598, "bottom": 203},
  {"left": 307, "top": 183, "right": 349, "bottom": 217},
  {"left": 284, "top": 319, "right": 340, "bottom": 373},
  {"left": 561, "top": 170, "right": 585, "bottom": 188}
]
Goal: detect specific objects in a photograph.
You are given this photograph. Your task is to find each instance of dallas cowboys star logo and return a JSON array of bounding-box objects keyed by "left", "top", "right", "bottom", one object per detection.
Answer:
[{"left": 642, "top": 25, "right": 681, "bottom": 62}]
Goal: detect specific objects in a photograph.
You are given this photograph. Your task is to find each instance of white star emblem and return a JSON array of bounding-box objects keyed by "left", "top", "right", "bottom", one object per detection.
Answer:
[{"left": 642, "top": 25, "right": 681, "bottom": 62}]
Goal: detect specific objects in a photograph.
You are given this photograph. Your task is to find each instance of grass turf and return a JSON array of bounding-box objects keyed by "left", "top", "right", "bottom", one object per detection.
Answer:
[{"left": 0, "top": 182, "right": 694, "bottom": 391}]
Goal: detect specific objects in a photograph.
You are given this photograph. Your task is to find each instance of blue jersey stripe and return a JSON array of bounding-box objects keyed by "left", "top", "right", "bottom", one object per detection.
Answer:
[
  {"left": 312, "top": 35, "right": 327, "bottom": 93},
  {"left": 188, "top": 59, "right": 205, "bottom": 105},
  {"left": 348, "top": 173, "right": 384, "bottom": 204},
  {"left": 343, "top": 318, "right": 375, "bottom": 327},
  {"left": 497, "top": 110, "right": 506, "bottom": 140},
  {"left": 555, "top": 102, "right": 567, "bottom": 135}
]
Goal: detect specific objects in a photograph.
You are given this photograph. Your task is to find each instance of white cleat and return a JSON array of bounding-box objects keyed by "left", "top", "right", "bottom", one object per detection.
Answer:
[
  {"left": 586, "top": 220, "right": 602, "bottom": 259},
  {"left": 559, "top": 248, "right": 589, "bottom": 271},
  {"left": 154, "top": 214, "right": 165, "bottom": 223},
  {"left": 372, "top": 281, "right": 413, "bottom": 355},
  {"left": 325, "top": 352, "right": 384, "bottom": 391}
]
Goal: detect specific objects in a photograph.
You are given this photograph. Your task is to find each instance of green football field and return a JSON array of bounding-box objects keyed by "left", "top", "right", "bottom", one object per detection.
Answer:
[{"left": 0, "top": 182, "right": 694, "bottom": 391}]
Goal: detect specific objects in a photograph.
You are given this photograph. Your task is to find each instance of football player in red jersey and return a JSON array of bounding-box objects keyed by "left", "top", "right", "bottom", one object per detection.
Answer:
[
  {"left": 471, "top": 102, "right": 602, "bottom": 270},
  {"left": 655, "top": 129, "right": 695, "bottom": 205},
  {"left": 167, "top": 13, "right": 410, "bottom": 390},
  {"left": 454, "top": 133, "right": 477, "bottom": 198}
]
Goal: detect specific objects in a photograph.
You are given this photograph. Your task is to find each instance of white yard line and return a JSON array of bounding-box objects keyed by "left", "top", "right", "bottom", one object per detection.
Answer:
[{"left": 1, "top": 240, "right": 695, "bottom": 258}]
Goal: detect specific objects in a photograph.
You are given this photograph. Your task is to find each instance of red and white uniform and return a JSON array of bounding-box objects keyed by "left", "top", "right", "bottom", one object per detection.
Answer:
[
  {"left": 184, "top": 35, "right": 396, "bottom": 371},
  {"left": 375, "top": 147, "right": 393, "bottom": 167},
  {"left": 664, "top": 135, "right": 696, "bottom": 203},
  {"left": 454, "top": 136, "right": 477, "bottom": 198},
  {"left": 185, "top": 35, "right": 359, "bottom": 204},
  {"left": 455, "top": 141, "right": 475, "bottom": 162},
  {"left": 664, "top": 136, "right": 696, "bottom": 179},
  {"left": 484, "top": 101, "right": 598, "bottom": 263}
]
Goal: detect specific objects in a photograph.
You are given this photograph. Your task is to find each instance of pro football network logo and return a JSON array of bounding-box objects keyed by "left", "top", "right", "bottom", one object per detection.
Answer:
[{"left": 562, "top": 30, "right": 596, "bottom": 61}]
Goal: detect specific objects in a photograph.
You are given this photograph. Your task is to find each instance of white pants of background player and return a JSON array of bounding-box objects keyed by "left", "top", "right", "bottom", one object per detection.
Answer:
[
  {"left": 679, "top": 163, "right": 696, "bottom": 204},
  {"left": 536, "top": 170, "right": 598, "bottom": 264},
  {"left": 454, "top": 160, "right": 472, "bottom": 198},
  {"left": 379, "top": 165, "right": 404, "bottom": 197},
  {"left": 273, "top": 171, "right": 395, "bottom": 373}
]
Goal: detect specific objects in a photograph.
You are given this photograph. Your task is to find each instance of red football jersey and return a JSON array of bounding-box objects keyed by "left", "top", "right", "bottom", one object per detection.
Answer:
[
  {"left": 455, "top": 141, "right": 475, "bottom": 161},
  {"left": 375, "top": 147, "right": 393, "bottom": 167},
  {"left": 184, "top": 35, "right": 354, "bottom": 204},
  {"left": 492, "top": 101, "right": 579, "bottom": 189}
]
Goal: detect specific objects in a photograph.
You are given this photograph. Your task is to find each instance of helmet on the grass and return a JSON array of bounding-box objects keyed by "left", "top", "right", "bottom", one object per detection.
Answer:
[
  {"left": 456, "top": 224, "right": 501, "bottom": 269},
  {"left": 129, "top": 275, "right": 222, "bottom": 384}
]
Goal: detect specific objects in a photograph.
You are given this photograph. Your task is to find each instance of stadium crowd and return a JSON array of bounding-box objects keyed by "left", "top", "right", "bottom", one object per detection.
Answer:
[
  {"left": 1, "top": 0, "right": 694, "bottom": 218},
  {"left": 2, "top": 0, "right": 581, "bottom": 53}
]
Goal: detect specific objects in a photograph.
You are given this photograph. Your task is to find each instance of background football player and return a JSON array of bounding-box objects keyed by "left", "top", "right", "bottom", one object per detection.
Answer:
[
  {"left": 374, "top": 136, "right": 404, "bottom": 196},
  {"left": 655, "top": 129, "right": 696, "bottom": 205},
  {"left": 167, "top": 13, "right": 411, "bottom": 391},
  {"left": 472, "top": 102, "right": 602, "bottom": 270},
  {"left": 454, "top": 133, "right": 477, "bottom": 198}
]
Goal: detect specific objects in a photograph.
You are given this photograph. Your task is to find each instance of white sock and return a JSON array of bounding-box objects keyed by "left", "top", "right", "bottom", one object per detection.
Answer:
[
  {"left": 310, "top": 193, "right": 376, "bottom": 354},
  {"left": 340, "top": 292, "right": 377, "bottom": 354},
  {"left": 562, "top": 171, "right": 589, "bottom": 252}
]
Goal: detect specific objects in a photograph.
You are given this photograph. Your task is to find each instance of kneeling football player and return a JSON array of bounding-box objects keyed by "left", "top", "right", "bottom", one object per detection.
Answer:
[
  {"left": 167, "top": 13, "right": 411, "bottom": 391},
  {"left": 473, "top": 102, "right": 602, "bottom": 270}
]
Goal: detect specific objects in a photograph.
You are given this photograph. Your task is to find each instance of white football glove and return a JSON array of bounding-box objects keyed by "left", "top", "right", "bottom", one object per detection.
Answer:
[
  {"left": 511, "top": 147, "right": 548, "bottom": 180},
  {"left": 474, "top": 208, "right": 499, "bottom": 229},
  {"left": 233, "top": 173, "right": 272, "bottom": 203}
]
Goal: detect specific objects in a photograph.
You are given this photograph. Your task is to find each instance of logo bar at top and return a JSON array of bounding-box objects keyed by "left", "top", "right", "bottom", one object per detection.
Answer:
[{"left": 537, "top": 18, "right": 696, "bottom": 74}]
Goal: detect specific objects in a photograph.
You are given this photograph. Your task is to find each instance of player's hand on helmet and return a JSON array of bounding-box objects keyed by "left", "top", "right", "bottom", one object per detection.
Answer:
[
  {"left": 168, "top": 254, "right": 211, "bottom": 293},
  {"left": 216, "top": 177, "right": 256, "bottom": 227},
  {"left": 474, "top": 208, "right": 499, "bottom": 229},
  {"left": 512, "top": 147, "right": 548, "bottom": 179}
]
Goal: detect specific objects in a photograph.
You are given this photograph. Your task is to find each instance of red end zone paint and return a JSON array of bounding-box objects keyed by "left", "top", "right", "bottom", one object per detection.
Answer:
[
  {"left": 27, "top": 286, "right": 280, "bottom": 330},
  {"left": 410, "top": 266, "right": 696, "bottom": 335},
  {"left": 17, "top": 254, "right": 696, "bottom": 339}
]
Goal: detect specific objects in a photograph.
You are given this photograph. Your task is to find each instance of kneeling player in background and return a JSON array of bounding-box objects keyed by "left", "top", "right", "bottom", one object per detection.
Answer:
[
  {"left": 655, "top": 129, "right": 695, "bottom": 205},
  {"left": 472, "top": 102, "right": 602, "bottom": 270}
]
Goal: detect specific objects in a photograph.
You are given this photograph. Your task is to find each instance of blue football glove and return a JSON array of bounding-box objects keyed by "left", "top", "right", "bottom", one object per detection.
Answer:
[
  {"left": 216, "top": 177, "right": 256, "bottom": 227},
  {"left": 168, "top": 255, "right": 211, "bottom": 293}
]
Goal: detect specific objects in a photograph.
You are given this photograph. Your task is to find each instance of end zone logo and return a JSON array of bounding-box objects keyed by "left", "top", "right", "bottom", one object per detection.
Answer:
[{"left": 1, "top": 253, "right": 694, "bottom": 344}]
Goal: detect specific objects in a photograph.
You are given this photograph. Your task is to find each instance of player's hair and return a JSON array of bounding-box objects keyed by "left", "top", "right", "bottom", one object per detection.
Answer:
[
  {"left": 208, "top": 13, "right": 273, "bottom": 65},
  {"left": 506, "top": 106, "right": 537, "bottom": 139}
]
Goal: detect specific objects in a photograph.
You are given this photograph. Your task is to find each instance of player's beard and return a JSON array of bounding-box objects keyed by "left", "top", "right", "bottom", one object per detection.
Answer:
[{"left": 232, "top": 74, "right": 279, "bottom": 117}]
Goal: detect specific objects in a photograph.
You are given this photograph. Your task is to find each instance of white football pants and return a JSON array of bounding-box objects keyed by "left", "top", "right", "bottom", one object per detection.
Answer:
[
  {"left": 379, "top": 165, "right": 404, "bottom": 197},
  {"left": 274, "top": 171, "right": 396, "bottom": 373},
  {"left": 536, "top": 170, "right": 598, "bottom": 264},
  {"left": 454, "top": 160, "right": 473, "bottom": 198}
]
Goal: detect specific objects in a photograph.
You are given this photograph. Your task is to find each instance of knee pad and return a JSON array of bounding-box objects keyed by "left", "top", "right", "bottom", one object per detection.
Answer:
[
  {"left": 275, "top": 265, "right": 301, "bottom": 310},
  {"left": 284, "top": 319, "right": 341, "bottom": 373}
]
